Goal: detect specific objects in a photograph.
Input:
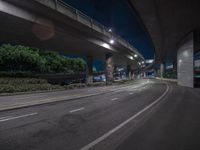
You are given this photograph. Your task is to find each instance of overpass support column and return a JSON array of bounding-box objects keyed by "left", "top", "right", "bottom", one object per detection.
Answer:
[
  {"left": 86, "top": 56, "right": 93, "bottom": 84},
  {"left": 127, "top": 65, "right": 131, "bottom": 79},
  {"left": 160, "top": 63, "right": 165, "bottom": 78},
  {"left": 105, "top": 53, "right": 114, "bottom": 83},
  {"left": 177, "top": 32, "right": 194, "bottom": 88}
]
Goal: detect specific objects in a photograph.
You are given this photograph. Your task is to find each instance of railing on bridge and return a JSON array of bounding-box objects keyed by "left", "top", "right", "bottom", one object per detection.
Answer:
[{"left": 36, "top": 0, "right": 144, "bottom": 60}]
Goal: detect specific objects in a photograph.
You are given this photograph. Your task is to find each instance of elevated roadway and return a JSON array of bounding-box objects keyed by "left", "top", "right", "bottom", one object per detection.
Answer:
[
  {"left": 129, "top": 0, "right": 200, "bottom": 87},
  {"left": 0, "top": 0, "right": 145, "bottom": 82}
]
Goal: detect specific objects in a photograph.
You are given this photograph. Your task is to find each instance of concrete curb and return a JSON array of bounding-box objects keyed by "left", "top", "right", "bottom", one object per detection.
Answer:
[
  {"left": 156, "top": 77, "right": 177, "bottom": 83},
  {"left": 0, "top": 92, "right": 104, "bottom": 112}
]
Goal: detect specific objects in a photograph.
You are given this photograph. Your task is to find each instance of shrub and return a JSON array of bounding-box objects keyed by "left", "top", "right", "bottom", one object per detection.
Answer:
[
  {"left": 0, "top": 83, "right": 63, "bottom": 93},
  {"left": 0, "top": 78, "right": 64, "bottom": 93}
]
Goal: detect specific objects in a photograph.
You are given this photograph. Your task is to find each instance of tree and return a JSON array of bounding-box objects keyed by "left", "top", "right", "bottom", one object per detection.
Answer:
[
  {"left": 0, "top": 44, "right": 45, "bottom": 72},
  {"left": 0, "top": 44, "right": 86, "bottom": 74}
]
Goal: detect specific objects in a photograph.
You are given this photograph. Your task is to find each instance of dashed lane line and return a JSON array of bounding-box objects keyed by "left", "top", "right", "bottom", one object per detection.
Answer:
[
  {"left": 69, "top": 107, "right": 85, "bottom": 113},
  {"left": 111, "top": 98, "right": 119, "bottom": 101},
  {"left": 0, "top": 112, "right": 38, "bottom": 122}
]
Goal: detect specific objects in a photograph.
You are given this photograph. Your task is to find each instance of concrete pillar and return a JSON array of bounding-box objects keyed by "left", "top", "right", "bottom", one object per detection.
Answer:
[
  {"left": 160, "top": 63, "right": 165, "bottom": 78},
  {"left": 105, "top": 53, "right": 114, "bottom": 82},
  {"left": 131, "top": 71, "right": 135, "bottom": 79},
  {"left": 86, "top": 56, "right": 93, "bottom": 84},
  {"left": 127, "top": 65, "right": 131, "bottom": 79},
  {"left": 143, "top": 71, "right": 147, "bottom": 78},
  {"left": 177, "top": 32, "right": 194, "bottom": 88}
]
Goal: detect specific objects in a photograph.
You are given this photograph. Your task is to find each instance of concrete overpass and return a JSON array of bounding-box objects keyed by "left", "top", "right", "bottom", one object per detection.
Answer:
[
  {"left": 129, "top": 0, "right": 200, "bottom": 87},
  {"left": 0, "top": 0, "right": 144, "bottom": 83}
]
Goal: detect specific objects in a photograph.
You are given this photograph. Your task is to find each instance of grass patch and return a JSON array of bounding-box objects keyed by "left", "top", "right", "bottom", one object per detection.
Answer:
[
  {"left": 0, "top": 78, "right": 63, "bottom": 93},
  {"left": 0, "top": 78, "right": 48, "bottom": 84}
]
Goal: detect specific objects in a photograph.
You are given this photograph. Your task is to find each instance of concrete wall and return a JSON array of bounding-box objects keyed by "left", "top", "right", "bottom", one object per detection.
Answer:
[{"left": 177, "top": 32, "right": 194, "bottom": 88}]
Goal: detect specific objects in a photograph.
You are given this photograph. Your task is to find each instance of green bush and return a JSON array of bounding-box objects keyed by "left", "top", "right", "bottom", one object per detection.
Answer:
[{"left": 0, "top": 83, "right": 63, "bottom": 93}]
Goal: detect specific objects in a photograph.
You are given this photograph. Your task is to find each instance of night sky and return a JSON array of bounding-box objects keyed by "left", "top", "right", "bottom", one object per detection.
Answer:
[{"left": 63, "top": 0, "right": 155, "bottom": 59}]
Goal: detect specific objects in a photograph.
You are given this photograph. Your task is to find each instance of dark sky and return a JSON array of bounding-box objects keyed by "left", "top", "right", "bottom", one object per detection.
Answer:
[{"left": 63, "top": 0, "right": 154, "bottom": 59}]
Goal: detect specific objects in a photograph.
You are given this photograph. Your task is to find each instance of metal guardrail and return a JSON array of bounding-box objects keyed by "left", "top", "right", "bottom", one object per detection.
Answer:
[{"left": 44, "top": 0, "right": 144, "bottom": 60}]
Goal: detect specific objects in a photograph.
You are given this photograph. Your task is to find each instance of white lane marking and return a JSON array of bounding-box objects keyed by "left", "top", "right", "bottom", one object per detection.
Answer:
[
  {"left": 129, "top": 93, "right": 133, "bottom": 95},
  {"left": 69, "top": 107, "right": 85, "bottom": 113},
  {"left": 80, "top": 83, "right": 169, "bottom": 150},
  {"left": 0, "top": 116, "right": 10, "bottom": 120},
  {"left": 111, "top": 98, "right": 119, "bottom": 101},
  {"left": 15, "top": 95, "right": 46, "bottom": 100},
  {"left": 0, "top": 112, "right": 38, "bottom": 122},
  {"left": 112, "top": 82, "right": 150, "bottom": 93}
]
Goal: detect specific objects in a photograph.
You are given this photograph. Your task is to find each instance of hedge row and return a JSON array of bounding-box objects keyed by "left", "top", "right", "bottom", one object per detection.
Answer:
[
  {"left": 0, "top": 77, "right": 63, "bottom": 93},
  {"left": 0, "top": 84, "right": 63, "bottom": 93}
]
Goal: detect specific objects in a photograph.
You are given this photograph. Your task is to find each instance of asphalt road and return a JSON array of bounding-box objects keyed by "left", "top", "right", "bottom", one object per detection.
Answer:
[{"left": 0, "top": 79, "right": 199, "bottom": 150}]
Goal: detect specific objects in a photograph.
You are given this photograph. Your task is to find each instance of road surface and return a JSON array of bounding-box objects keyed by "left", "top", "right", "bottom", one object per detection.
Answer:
[{"left": 0, "top": 79, "right": 200, "bottom": 150}]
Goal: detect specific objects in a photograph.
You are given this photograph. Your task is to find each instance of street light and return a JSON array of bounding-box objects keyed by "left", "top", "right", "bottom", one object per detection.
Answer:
[
  {"left": 108, "top": 29, "right": 112, "bottom": 32},
  {"left": 129, "top": 56, "right": 133, "bottom": 60},
  {"left": 109, "top": 39, "right": 115, "bottom": 44},
  {"left": 134, "top": 54, "right": 138, "bottom": 58}
]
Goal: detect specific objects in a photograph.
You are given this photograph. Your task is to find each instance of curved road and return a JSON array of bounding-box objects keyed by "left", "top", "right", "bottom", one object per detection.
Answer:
[{"left": 0, "top": 79, "right": 199, "bottom": 150}]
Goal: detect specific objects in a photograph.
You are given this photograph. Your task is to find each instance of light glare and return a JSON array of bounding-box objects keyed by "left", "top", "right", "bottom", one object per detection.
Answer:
[
  {"left": 102, "top": 43, "right": 110, "bottom": 49},
  {"left": 109, "top": 39, "right": 115, "bottom": 44}
]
